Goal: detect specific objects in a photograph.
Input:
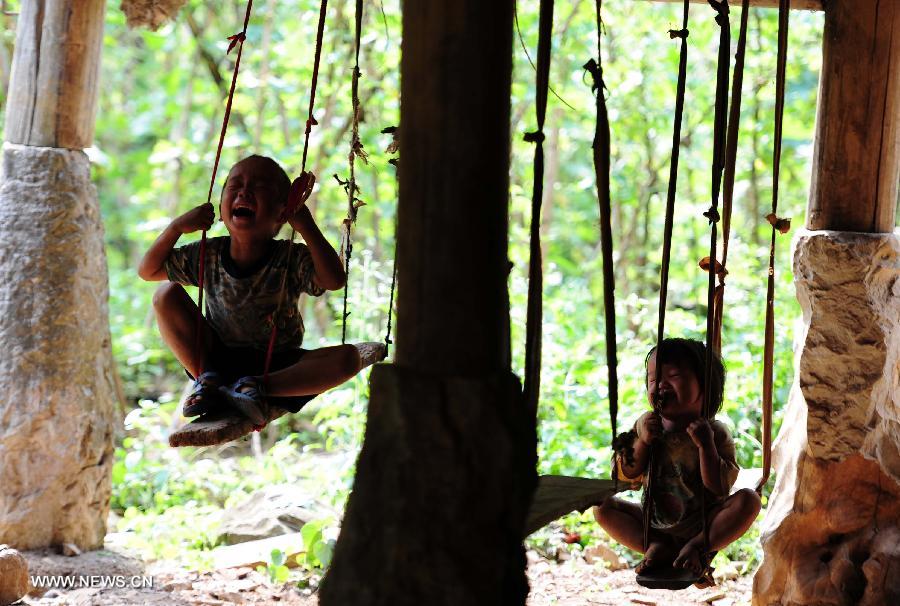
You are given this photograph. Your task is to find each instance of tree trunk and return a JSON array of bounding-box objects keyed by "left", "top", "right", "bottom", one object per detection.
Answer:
[
  {"left": 319, "top": 1, "right": 536, "bottom": 604},
  {"left": 0, "top": 0, "right": 117, "bottom": 550},
  {"left": 754, "top": 1, "right": 900, "bottom": 603}
]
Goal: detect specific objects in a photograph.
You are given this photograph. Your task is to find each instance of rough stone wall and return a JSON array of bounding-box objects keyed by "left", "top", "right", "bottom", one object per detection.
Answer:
[
  {"left": 120, "top": 0, "right": 189, "bottom": 30},
  {"left": 0, "top": 144, "right": 118, "bottom": 550},
  {"left": 754, "top": 230, "right": 900, "bottom": 606}
]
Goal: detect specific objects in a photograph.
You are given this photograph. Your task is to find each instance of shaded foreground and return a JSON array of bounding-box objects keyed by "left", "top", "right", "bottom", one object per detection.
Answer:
[{"left": 18, "top": 548, "right": 751, "bottom": 605}]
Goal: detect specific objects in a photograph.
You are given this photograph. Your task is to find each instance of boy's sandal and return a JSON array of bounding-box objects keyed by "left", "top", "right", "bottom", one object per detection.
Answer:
[
  {"left": 219, "top": 376, "right": 268, "bottom": 427},
  {"left": 183, "top": 371, "right": 224, "bottom": 417}
]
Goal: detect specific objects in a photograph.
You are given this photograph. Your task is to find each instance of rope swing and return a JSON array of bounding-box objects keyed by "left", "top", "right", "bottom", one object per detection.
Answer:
[
  {"left": 171, "top": 0, "right": 399, "bottom": 448},
  {"left": 522, "top": 0, "right": 789, "bottom": 592}
]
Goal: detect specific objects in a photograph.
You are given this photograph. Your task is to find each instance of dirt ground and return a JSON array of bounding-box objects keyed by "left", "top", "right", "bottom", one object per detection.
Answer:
[{"left": 16, "top": 548, "right": 752, "bottom": 605}]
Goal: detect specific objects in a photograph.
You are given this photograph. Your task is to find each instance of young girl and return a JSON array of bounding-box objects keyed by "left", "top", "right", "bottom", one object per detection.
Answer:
[
  {"left": 138, "top": 155, "right": 362, "bottom": 425},
  {"left": 594, "top": 338, "right": 761, "bottom": 579}
]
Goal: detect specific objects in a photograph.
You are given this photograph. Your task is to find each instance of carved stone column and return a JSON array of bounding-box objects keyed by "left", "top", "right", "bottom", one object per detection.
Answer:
[
  {"left": 0, "top": 0, "right": 117, "bottom": 550},
  {"left": 754, "top": 231, "right": 900, "bottom": 605}
]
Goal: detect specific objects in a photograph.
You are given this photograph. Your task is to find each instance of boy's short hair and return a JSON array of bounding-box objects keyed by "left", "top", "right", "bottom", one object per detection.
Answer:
[
  {"left": 645, "top": 337, "right": 726, "bottom": 416},
  {"left": 234, "top": 154, "right": 292, "bottom": 206}
]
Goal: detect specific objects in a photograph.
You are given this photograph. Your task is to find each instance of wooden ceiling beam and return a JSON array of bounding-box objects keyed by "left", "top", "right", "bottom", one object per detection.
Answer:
[{"left": 638, "top": 0, "right": 823, "bottom": 11}]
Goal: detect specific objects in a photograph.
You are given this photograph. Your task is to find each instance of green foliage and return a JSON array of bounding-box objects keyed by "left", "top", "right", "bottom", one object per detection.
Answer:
[
  {"left": 254, "top": 518, "right": 336, "bottom": 585},
  {"left": 116, "top": 504, "right": 220, "bottom": 565},
  {"left": 257, "top": 549, "right": 291, "bottom": 584},
  {"left": 296, "top": 517, "right": 337, "bottom": 571}
]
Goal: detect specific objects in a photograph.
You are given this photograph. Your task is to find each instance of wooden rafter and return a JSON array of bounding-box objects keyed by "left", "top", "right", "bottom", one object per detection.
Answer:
[{"left": 640, "top": 0, "right": 823, "bottom": 11}]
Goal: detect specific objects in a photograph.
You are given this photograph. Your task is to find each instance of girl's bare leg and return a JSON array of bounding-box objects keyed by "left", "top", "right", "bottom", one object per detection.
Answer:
[
  {"left": 673, "top": 488, "right": 762, "bottom": 573},
  {"left": 594, "top": 497, "right": 644, "bottom": 552},
  {"left": 152, "top": 282, "right": 214, "bottom": 377},
  {"left": 594, "top": 497, "right": 677, "bottom": 573},
  {"left": 263, "top": 344, "right": 361, "bottom": 397}
]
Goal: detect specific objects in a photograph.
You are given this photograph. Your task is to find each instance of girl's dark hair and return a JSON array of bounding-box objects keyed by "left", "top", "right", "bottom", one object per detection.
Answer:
[{"left": 645, "top": 337, "right": 726, "bottom": 417}]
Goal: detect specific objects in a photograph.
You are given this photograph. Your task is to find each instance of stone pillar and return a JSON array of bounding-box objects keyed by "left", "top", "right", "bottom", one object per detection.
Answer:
[
  {"left": 0, "top": 0, "right": 117, "bottom": 550},
  {"left": 753, "top": 231, "right": 900, "bottom": 605},
  {"left": 0, "top": 146, "right": 117, "bottom": 550}
]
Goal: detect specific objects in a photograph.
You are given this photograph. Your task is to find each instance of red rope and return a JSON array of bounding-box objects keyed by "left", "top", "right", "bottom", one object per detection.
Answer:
[
  {"left": 262, "top": 0, "right": 330, "bottom": 385},
  {"left": 193, "top": 0, "right": 254, "bottom": 376}
]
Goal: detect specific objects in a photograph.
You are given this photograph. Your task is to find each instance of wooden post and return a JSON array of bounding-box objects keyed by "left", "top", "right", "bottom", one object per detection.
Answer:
[
  {"left": 807, "top": 0, "right": 900, "bottom": 232},
  {"left": 4, "top": 0, "right": 106, "bottom": 149},
  {"left": 320, "top": 2, "right": 536, "bottom": 604},
  {"left": 394, "top": 2, "right": 513, "bottom": 376}
]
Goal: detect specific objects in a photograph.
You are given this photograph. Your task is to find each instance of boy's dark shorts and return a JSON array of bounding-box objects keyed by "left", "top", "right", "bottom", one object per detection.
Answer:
[{"left": 186, "top": 341, "right": 317, "bottom": 414}]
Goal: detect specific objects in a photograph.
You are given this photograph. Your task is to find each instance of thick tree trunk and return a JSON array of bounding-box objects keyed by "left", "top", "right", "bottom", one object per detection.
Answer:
[
  {"left": 0, "top": 0, "right": 116, "bottom": 550},
  {"left": 755, "top": 1, "right": 900, "bottom": 603},
  {"left": 320, "top": 1, "right": 536, "bottom": 604}
]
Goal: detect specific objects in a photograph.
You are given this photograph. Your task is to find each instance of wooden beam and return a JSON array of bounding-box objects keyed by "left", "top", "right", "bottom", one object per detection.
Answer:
[
  {"left": 807, "top": 0, "right": 900, "bottom": 232},
  {"left": 638, "top": 0, "right": 823, "bottom": 11},
  {"left": 3, "top": 0, "right": 105, "bottom": 149}
]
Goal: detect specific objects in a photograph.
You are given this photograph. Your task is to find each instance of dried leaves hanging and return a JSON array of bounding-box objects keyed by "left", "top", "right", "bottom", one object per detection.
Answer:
[
  {"left": 766, "top": 213, "right": 792, "bottom": 234},
  {"left": 120, "top": 0, "right": 189, "bottom": 30},
  {"left": 382, "top": 126, "right": 399, "bottom": 155},
  {"left": 699, "top": 256, "right": 728, "bottom": 277}
]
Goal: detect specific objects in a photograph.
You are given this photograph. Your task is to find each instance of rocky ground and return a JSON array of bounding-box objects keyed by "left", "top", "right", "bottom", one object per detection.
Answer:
[{"left": 12, "top": 547, "right": 752, "bottom": 606}]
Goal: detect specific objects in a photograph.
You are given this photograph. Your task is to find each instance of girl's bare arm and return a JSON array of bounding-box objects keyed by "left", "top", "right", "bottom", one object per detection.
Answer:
[
  {"left": 617, "top": 412, "right": 660, "bottom": 479},
  {"left": 689, "top": 420, "right": 738, "bottom": 496}
]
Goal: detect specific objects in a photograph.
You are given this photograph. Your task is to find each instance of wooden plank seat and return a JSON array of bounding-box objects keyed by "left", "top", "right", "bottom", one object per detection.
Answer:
[
  {"left": 523, "top": 474, "right": 625, "bottom": 538},
  {"left": 168, "top": 342, "right": 387, "bottom": 447}
]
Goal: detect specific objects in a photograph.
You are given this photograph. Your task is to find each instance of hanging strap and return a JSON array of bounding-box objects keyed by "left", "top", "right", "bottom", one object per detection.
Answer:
[
  {"left": 652, "top": 0, "right": 690, "bottom": 396},
  {"left": 193, "top": 0, "right": 254, "bottom": 375},
  {"left": 263, "top": 0, "right": 329, "bottom": 383},
  {"left": 702, "top": 0, "right": 730, "bottom": 421},
  {"left": 645, "top": 0, "right": 691, "bottom": 551},
  {"left": 339, "top": 0, "right": 367, "bottom": 344},
  {"left": 709, "top": 0, "right": 751, "bottom": 354},
  {"left": 584, "top": 0, "right": 617, "bottom": 448},
  {"left": 698, "top": 0, "right": 732, "bottom": 562},
  {"left": 382, "top": 125, "right": 400, "bottom": 358},
  {"left": 523, "top": 0, "right": 555, "bottom": 418},
  {"left": 758, "top": 0, "right": 791, "bottom": 495}
]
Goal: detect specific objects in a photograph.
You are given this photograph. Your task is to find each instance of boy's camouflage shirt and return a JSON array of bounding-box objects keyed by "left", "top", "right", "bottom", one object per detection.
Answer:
[{"left": 165, "top": 236, "right": 324, "bottom": 351}]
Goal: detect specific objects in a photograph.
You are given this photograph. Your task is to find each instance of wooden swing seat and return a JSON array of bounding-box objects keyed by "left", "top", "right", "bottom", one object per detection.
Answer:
[
  {"left": 168, "top": 342, "right": 386, "bottom": 447},
  {"left": 636, "top": 565, "right": 703, "bottom": 591},
  {"left": 523, "top": 474, "right": 625, "bottom": 538}
]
